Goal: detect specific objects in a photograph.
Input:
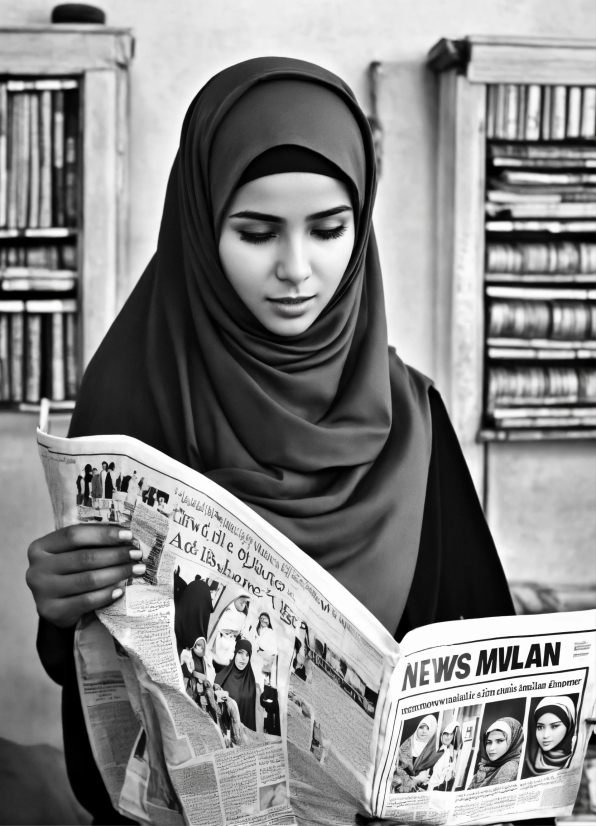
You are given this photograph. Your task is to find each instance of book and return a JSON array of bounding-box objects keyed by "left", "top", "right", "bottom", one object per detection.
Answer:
[
  {"left": 489, "top": 144, "right": 596, "bottom": 161},
  {"left": 64, "top": 91, "right": 78, "bottom": 227},
  {"left": 0, "top": 312, "right": 9, "bottom": 400},
  {"left": 37, "top": 429, "right": 596, "bottom": 826},
  {"left": 0, "top": 82, "right": 7, "bottom": 227},
  {"left": 7, "top": 79, "right": 78, "bottom": 92},
  {"left": 516, "top": 85, "right": 526, "bottom": 140},
  {"left": 495, "top": 83, "right": 507, "bottom": 139},
  {"left": 486, "top": 219, "right": 596, "bottom": 233},
  {"left": 16, "top": 93, "right": 31, "bottom": 229},
  {"left": 7, "top": 93, "right": 20, "bottom": 229},
  {"left": 550, "top": 86, "right": 567, "bottom": 140},
  {"left": 492, "top": 158, "right": 596, "bottom": 169},
  {"left": 499, "top": 170, "right": 596, "bottom": 186},
  {"left": 51, "top": 311, "right": 65, "bottom": 401},
  {"left": 486, "top": 202, "right": 596, "bottom": 219},
  {"left": 488, "top": 365, "right": 596, "bottom": 405},
  {"left": 504, "top": 84, "right": 518, "bottom": 140},
  {"left": 8, "top": 305, "right": 24, "bottom": 401},
  {"left": 65, "top": 311, "right": 77, "bottom": 399},
  {"left": 485, "top": 85, "right": 496, "bottom": 139},
  {"left": 566, "top": 86, "right": 582, "bottom": 139},
  {"left": 25, "top": 311, "right": 42, "bottom": 403},
  {"left": 541, "top": 86, "right": 552, "bottom": 141},
  {"left": 52, "top": 90, "right": 65, "bottom": 227},
  {"left": 39, "top": 90, "right": 52, "bottom": 229},
  {"left": 486, "top": 242, "right": 596, "bottom": 274},
  {"left": 28, "top": 93, "right": 40, "bottom": 229},
  {"left": 581, "top": 87, "right": 596, "bottom": 140},
  {"left": 488, "top": 299, "right": 594, "bottom": 340},
  {"left": 525, "top": 85, "right": 541, "bottom": 141}
]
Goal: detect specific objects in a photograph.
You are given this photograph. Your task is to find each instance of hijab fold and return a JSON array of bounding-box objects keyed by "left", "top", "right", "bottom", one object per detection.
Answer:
[{"left": 69, "top": 57, "right": 433, "bottom": 634}]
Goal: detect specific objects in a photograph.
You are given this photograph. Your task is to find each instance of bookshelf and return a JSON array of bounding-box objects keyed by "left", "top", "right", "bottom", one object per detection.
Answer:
[
  {"left": 0, "top": 25, "right": 133, "bottom": 408},
  {"left": 427, "top": 36, "right": 596, "bottom": 492}
]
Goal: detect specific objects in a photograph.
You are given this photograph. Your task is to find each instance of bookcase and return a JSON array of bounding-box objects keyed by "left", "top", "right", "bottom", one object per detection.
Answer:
[
  {"left": 0, "top": 25, "right": 134, "bottom": 408},
  {"left": 427, "top": 36, "right": 596, "bottom": 494}
]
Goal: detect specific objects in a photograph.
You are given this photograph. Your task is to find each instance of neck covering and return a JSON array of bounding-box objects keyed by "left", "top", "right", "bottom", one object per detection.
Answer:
[
  {"left": 174, "top": 579, "right": 213, "bottom": 654},
  {"left": 217, "top": 639, "right": 257, "bottom": 731},
  {"left": 409, "top": 715, "right": 442, "bottom": 772},
  {"left": 68, "top": 57, "right": 433, "bottom": 635},
  {"left": 525, "top": 696, "right": 576, "bottom": 775},
  {"left": 474, "top": 716, "right": 524, "bottom": 786}
]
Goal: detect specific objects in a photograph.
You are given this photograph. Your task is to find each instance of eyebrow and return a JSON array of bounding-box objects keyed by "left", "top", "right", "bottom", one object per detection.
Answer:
[{"left": 228, "top": 205, "right": 352, "bottom": 223}]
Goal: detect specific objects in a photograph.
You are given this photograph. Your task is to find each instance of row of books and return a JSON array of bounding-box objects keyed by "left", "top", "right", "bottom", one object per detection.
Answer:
[
  {"left": 0, "top": 79, "right": 79, "bottom": 229},
  {"left": 0, "top": 243, "right": 77, "bottom": 291},
  {"left": 488, "top": 300, "right": 596, "bottom": 341},
  {"left": 486, "top": 242, "right": 596, "bottom": 275},
  {"left": 486, "top": 84, "right": 596, "bottom": 142},
  {"left": 487, "top": 366, "right": 596, "bottom": 407},
  {"left": 0, "top": 299, "right": 77, "bottom": 403}
]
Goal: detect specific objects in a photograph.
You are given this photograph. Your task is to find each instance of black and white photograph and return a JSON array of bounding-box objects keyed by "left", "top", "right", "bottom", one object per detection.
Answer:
[{"left": 1, "top": 1, "right": 594, "bottom": 824}]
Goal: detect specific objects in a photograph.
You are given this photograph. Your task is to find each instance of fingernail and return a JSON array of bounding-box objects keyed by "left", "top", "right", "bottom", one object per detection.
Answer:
[
  {"left": 119, "top": 529, "right": 133, "bottom": 541},
  {"left": 132, "top": 563, "right": 146, "bottom": 575},
  {"left": 129, "top": 549, "right": 142, "bottom": 560},
  {"left": 112, "top": 588, "right": 123, "bottom": 599},
  {"left": 132, "top": 538, "right": 140, "bottom": 549}
]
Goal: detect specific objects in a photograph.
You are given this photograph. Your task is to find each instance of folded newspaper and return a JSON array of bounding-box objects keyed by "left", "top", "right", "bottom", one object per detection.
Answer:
[{"left": 38, "top": 430, "right": 596, "bottom": 826}]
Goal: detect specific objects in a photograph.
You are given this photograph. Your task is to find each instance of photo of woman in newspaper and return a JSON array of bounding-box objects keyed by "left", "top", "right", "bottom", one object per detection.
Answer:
[
  {"left": 207, "top": 587, "right": 251, "bottom": 670},
  {"left": 391, "top": 713, "right": 441, "bottom": 792},
  {"left": 427, "top": 720, "right": 463, "bottom": 792},
  {"left": 468, "top": 713, "right": 525, "bottom": 789},
  {"left": 522, "top": 695, "right": 579, "bottom": 779}
]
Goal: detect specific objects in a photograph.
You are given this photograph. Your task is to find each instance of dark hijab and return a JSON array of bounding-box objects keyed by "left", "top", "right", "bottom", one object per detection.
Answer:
[
  {"left": 174, "top": 578, "right": 213, "bottom": 654},
  {"left": 217, "top": 639, "right": 257, "bottom": 731},
  {"left": 69, "top": 57, "right": 432, "bottom": 634}
]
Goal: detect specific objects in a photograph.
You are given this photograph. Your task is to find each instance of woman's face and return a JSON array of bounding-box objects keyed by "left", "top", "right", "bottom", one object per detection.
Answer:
[
  {"left": 219, "top": 172, "right": 356, "bottom": 337},
  {"left": 235, "top": 649, "right": 250, "bottom": 670},
  {"left": 234, "top": 596, "right": 249, "bottom": 613},
  {"left": 417, "top": 723, "right": 430, "bottom": 741},
  {"left": 486, "top": 730, "right": 508, "bottom": 761},
  {"left": 442, "top": 731, "right": 454, "bottom": 745},
  {"left": 193, "top": 638, "right": 206, "bottom": 657},
  {"left": 259, "top": 614, "right": 270, "bottom": 627},
  {"left": 536, "top": 712, "right": 567, "bottom": 752}
]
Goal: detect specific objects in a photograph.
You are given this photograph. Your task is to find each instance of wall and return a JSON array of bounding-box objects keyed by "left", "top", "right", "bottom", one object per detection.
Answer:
[{"left": 0, "top": 0, "right": 594, "bottom": 750}]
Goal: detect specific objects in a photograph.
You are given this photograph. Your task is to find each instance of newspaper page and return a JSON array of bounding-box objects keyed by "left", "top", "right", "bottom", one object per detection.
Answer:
[
  {"left": 376, "top": 610, "right": 596, "bottom": 825},
  {"left": 37, "top": 430, "right": 400, "bottom": 826}
]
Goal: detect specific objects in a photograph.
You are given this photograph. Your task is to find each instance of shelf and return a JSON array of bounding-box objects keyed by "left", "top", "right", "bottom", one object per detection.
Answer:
[
  {"left": 493, "top": 406, "right": 596, "bottom": 418},
  {"left": 0, "top": 228, "right": 77, "bottom": 239},
  {"left": 485, "top": 273, "right": 596, "bottom": 284},
  {"left": 486, "top": 285, "right": 596, "bottom": 300},
  {"left": 488, "top": 338, "right": 596, "bottom": 349},
  {"left": 479, "top": 427, "right": 596, "bottom": 442},
  {"left": 488, "top": 347, "right": 595, "bottom": 360},
  {"left": 486, "top": 220, "right": 596, "bottom": 233}
]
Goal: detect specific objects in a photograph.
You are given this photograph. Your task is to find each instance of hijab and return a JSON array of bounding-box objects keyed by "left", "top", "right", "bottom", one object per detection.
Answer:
[
  {"left": 68, "top": 57, "right": 433, "bottom": 635},
  {"left": 174, "top": 578, "right": 213, "bottom": 654},
  {"left": 440, "top": 720, "right": 463, "bottom": 752},
  {"left": 408, "top": 715, "right": 442, "bottom": 773},
  {"left": 525, "top": 696, "right": 576, "bottom": 775},
  {"left": 473, "top": 717, "right": 524, "bottom": 787},
  {"left": 217, "top": 639, "right": 257, "bottom": 731}
]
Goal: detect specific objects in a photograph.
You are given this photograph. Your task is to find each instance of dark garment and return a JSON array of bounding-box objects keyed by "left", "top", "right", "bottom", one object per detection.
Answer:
[
  {"left": 217, "top": 639, "right": 257, "bottom": 731},
  {"left": 174, "top": 579, "right": 213, "bottom": 655},
  {"left": 36, "top": 388, "right": 514, "bottom": 823},
  {"left": 173, "top": 569, "right": 187, "bottom": 605},
  {"left": 105, "top": 472, "right": 114, "bottom": 500},
  {"left": 260, "top": 685, "right": 281, "bottom": 736},
  {"left": 120, "top": 475, "right": 131, "bottom": 493}
]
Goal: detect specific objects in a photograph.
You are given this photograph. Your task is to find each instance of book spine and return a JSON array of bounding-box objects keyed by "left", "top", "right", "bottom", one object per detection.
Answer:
[
  {"left": 541, "top": 86, "right": 552, "bottom": 141},
  {"left": 505, "top": 85, "right": 519, "bottom": 141},
  {"left": 16, "top": 93, "right": 31, "bottom": 229},
  {"left": 496, "top": 84, "right": 507, "bottom": 140},
  {"left": 525, "top": 85, "right": 541, "bottom": 141},
  {"left": 7, "top": 93, "right": 19, "bottom": 229},
  {"left": 0, "top": 83, "right": 7, "bottom": 227},
  {"left": 52, "top": 91, "right": 65, "bottom": 227},
  {"left": 51, "top": 311, "right": 65, "bottom": 401},
  {"left": 486, "top": 85, "right": 497, "bottom": 139},
  {"left": 64, "top": 92, "right": 78, "bottom": 227},
  {"left": 0, "top": 313, "right": 9, "bottom": 400},
  {"left": 580, "top": 87, "right": 596, "bottom": 140},
  {"left": 25, "top": 312, "right": 42, "bottom": 403},
  {"left": 9, "top": 311, "right": 24, "bottom": 402},
  {"left": 566, "top": 86, "right": 582, "bottom": 139},
  {"left": 65, "top": 311, "right": 77, "bottom": 399},
  {"left": 516, "top": 85, "right": 527, "bottom": 141},
  {"left": 551, "top": 86, "right": 567, "bottom": 140},
  {"left": 39, "top": 91, "right": 52, "bottom": 229},
  {"left": 28, "top": 93, "right": 40, "bottom": 229}
]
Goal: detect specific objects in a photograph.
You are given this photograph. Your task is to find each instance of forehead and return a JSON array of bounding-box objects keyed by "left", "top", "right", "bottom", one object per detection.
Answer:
[{"left": 228, "top": 173, "right": 351, "bottom": 218}]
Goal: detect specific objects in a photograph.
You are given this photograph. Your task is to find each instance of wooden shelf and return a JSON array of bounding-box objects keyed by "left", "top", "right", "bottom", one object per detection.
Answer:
[
  {"left": 479, "top": 427, "right": 596, "bottom": 442},
  {"left": 486, "top": 285, "right": 596, "bottom": 300},
  {"left": 0, "top": 228, "right": 77, "bottom": 239},
  {"left": 485, "top": 273, "right": 596, "bottom": 284}
]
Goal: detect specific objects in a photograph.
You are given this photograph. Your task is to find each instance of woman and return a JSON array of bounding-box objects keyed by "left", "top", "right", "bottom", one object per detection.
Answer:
[
  {"left": 524, "top": 697, "right": 577, "bottom": 777},
  {"left": 174, "top": 578, "right": 215, "bottom": 685},
  {"left": 208, "top": 593, "right": 250, "bottom": 671},
  {"left": 27, "top": 57, "right": 514, "bottom": 823},
  {"left": 253, "top": 612, "right": 277, "bottom": 674},
  {"left": 217, "top": 639, "right": 258, "bottom": 732},
  {"left": 428, "top": 721, "right": 463, "bottom": 791},
  {"left": 468, "top": 717, "right": 524, "bottom": 789},
  {"left": 392, "top": 715, "right": 441, "bottom": 793}
]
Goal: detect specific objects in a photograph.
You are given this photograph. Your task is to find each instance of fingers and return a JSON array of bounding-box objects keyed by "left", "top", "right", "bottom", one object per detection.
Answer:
[
  {"left": 53, "top": 544, "right": 142, "bottom": 574},
  {"left": 55, "top": 561, "right": 146, "bottom": 597},
  {"left": 30, "top": 524, "right": 135, "bottom": 556},
  {"left": 43, "top": 585, "right": 128, "bottom": 628}
]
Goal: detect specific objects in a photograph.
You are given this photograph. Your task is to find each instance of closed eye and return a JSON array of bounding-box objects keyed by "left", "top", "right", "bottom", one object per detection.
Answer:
[{"left": 311, "top": 225, "right": 347, "bottom": 241}]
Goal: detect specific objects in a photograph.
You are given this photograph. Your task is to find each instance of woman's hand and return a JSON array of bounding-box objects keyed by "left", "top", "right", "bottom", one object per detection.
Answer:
[
  {"left": 26, "top": 525, "right": 145, "bottom": 628},
  {"left": 180, "top": 648, "right": 194, "bottom": 671},
  {"left": 414, "top": 770, "right": 430, "bottom": 785}
]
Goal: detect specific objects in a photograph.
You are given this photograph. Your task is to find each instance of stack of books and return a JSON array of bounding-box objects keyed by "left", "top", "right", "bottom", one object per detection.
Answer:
[
  {"left": 0, "top": 77, "right": 79, "bottom": 403},
  {"left": 483, "top": 84, "right": 596, "bottom": 433}
]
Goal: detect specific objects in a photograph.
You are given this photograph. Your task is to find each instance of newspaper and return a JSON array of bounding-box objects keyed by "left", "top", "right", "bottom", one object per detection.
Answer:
[{"left": 38, "top": 430, "right": 596, "bottom": 826}]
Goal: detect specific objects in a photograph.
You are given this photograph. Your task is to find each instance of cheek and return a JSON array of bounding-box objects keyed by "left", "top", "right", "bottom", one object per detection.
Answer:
[{"left": 219, "top": 233, "right": 272, "bottom": 297}]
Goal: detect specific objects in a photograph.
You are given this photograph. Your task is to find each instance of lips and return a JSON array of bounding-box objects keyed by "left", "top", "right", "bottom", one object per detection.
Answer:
[{"left": 267, "top": 296, "right": 314, "bottom": 304}]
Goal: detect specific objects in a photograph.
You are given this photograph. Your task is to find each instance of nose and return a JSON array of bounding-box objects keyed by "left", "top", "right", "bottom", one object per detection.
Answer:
[{"left": 276, "top": 235, "right": 311, "bottom": 286}]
